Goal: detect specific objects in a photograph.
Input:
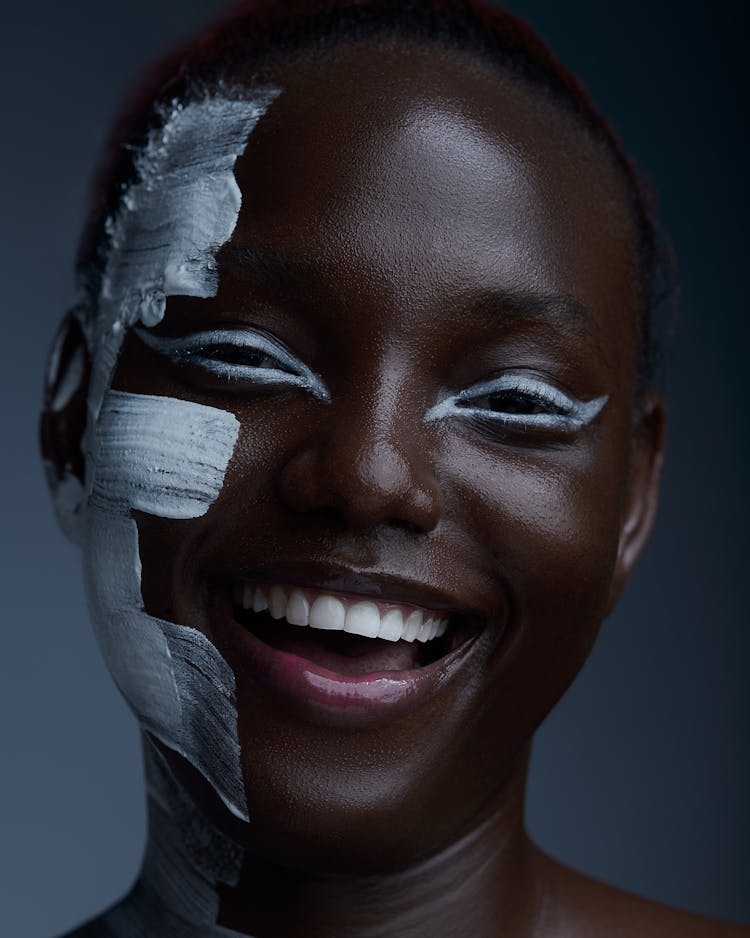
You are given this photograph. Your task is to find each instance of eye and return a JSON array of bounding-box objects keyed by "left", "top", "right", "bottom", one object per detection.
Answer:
[
  {"left": 425, "top": 374, "right": 608, "bottom": 437},
  {"left": 135, "top": 327, "right": 330, "bottom": 402}
]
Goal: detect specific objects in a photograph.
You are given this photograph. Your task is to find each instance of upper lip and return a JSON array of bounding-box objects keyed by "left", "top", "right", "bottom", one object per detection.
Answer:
[{"left": 215, "top": 560, "right": 486, "bottom": 618}]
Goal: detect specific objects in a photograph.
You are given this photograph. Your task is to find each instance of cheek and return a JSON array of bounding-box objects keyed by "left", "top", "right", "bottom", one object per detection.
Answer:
[
  {"left": 444, "top": 437, "right": 625, "bottom": 731},
  {"left": 81, "top": 389, "right": 249, "bottom": 821},
  {"left": 135, "top": 408, "right": 297, "bottom": 622}
]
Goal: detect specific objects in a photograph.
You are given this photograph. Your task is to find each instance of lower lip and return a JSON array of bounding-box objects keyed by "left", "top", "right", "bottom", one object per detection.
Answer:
[{"left": 229, "top": 618, "right": 482, "bottom": 727}]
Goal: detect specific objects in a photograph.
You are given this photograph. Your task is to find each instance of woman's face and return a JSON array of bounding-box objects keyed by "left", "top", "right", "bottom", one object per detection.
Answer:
[{"left": 87, "top": 43, "right": 662, "bottom": 869}]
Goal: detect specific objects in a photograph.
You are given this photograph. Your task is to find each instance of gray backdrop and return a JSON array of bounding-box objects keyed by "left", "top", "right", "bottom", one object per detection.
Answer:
[{"left": 2, "top": 1, "right": 748, "bottom": 935}]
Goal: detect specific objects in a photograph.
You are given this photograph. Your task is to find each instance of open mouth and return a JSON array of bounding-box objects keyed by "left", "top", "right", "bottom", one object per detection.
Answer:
[{"left": 229, "top": 581, "right": 484, "bottom": 679}]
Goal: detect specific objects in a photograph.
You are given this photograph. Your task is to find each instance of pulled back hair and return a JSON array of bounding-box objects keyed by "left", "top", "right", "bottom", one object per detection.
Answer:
[{"left": 78, "top": 0, "right": 676, "bottom": 397}]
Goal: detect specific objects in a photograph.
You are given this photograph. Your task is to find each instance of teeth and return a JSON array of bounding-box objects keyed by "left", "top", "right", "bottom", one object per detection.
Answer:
[
  {"left": 402, "top": 611, "right": 422, "bottom": 642},
  {"left": 286, "top": 590, "right": 309, "bottom": 626},
  {"left": 417, "top": 618, "right": 436, "bottom": 642},
  {"left": 269, "top": 585, "right": 286, "bottom": 620},
  {"left": 344, "top": 602, "right": 381, "bottom": 638},
  {"left": 252, "top": 586, "right": 268, "bottom": 614},
  {"left": 309, "top": 594, "right": 345, "bottom": 631},
  {"left": 235, "top": 583, "right": 449, "bottom": 643},
  {"left": 378, "top": 608, "right": 404, "bottom": 642}
]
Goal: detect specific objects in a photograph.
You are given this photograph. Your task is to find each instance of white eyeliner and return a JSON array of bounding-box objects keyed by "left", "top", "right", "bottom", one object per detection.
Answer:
[
  {"left": 136, "top": 326, "right": 331, "bottom": 402},
  {"left": 425, "top": 374, "right": 608, "bottom": 431}
]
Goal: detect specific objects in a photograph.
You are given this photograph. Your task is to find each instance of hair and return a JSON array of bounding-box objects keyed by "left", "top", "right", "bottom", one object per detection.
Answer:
[{"left": 77, "top": 0, "right": 676, "bottom": 398}]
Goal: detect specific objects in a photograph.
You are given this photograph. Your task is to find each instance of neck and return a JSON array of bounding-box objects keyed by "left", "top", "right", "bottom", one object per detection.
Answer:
[
  {"left": 110, "top": 738, "right": 541, "bottom": 938},
  {"left": 224, "top": 764, "right": 539, "bottom": 938},
  {"left": 104, "top": 736, "right": 245, "bottom": 937}
]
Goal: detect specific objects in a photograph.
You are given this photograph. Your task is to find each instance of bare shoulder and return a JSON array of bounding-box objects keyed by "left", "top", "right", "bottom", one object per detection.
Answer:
[{"left": 532, "top": 848, "right": 750, "bottom": 938}]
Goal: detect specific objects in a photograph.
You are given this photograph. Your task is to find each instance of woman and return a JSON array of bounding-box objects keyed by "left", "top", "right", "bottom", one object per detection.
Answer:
[{"left": 38, "top": 1, "right": 748, "bottom": 935}]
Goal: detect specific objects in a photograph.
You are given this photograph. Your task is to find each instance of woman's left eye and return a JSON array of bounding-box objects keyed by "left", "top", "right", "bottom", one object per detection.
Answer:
[
  {"left": 471, "top": 388, "right": 567, "bottom": 417},
  {"left": 425, "top": 375, "right": 608, "bottom": 436},
  {"left": 135, "top": 327, "right": 330, "bottom": 402}
]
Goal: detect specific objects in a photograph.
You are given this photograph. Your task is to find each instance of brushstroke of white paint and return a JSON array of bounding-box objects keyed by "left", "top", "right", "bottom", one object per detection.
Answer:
[
  {"left": 90, "top": 390, "right": 240, "bottom": 519},
  {"left": 103, "top": 740, "right": 248, "bottom": 937},
  {"left": 83, "top": 507, "right": 247, "bottom": 822},
  {"left": 84, "top": 91, "right": 280, "bottom": 423},
  {"left": 50, "top": 91, "right": 279, "bottom": 545},
  {"left": 44, "top": 90, "right": 281, "bottom": 933},
  {"left": 47, "top": 322, "right": 86, "bottom": 413}
]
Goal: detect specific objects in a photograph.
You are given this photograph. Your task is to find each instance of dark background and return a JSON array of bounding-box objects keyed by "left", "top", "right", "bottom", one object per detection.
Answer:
[{"left": 2, "top": 2, "right": 748, "bottom": 935}]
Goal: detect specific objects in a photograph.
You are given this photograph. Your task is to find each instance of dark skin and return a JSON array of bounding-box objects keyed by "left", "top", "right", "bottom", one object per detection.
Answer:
[{"left": 44, "top": 40, "right": 748, "bottom": 938}]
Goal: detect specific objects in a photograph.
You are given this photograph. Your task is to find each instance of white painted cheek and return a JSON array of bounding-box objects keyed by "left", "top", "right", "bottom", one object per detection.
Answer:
[
  {"left": 90, "top": 390, "right": 240, "bottom": 518},
  {"left": 83, "top": 390, "right": 248, "bottom": 822}
]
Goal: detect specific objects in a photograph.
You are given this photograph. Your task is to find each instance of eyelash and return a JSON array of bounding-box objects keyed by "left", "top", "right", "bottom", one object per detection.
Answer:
[
  {"left": 136, "top": 328, "right": 606, "bottom": 436},
  {"left": 135, "top": 328, "right": 331, "bottom": 402},
  {"left": 425, "top": 375, "right": 608, "bottom": 435}
]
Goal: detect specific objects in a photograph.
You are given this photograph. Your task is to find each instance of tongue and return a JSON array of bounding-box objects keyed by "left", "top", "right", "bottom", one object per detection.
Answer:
[{"left": 248, "top": 614, "right": 422, "bottom": 676}]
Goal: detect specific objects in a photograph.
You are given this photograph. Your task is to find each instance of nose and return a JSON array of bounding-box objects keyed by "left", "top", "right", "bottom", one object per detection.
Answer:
[{"left": 277, "top": 384, "right": 443, "bottom": 533}]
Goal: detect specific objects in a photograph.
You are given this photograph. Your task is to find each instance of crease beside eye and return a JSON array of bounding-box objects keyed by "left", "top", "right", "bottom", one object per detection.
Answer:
[{"left": 134, "top": 327, "right": 331, "bottom": 402}]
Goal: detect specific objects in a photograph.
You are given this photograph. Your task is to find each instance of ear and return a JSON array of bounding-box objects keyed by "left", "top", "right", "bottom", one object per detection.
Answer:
[
  {"left": 40, "top": 313, "right": 91, "bottom": 543},
  {"left": 605, "top": 392, "right": 666, "bottom": 614}
]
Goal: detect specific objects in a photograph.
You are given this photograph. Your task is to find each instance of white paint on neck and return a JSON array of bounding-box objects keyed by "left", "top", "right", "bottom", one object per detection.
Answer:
[{"left": 100, "top": 738, "right": 253, "bottom": 937}]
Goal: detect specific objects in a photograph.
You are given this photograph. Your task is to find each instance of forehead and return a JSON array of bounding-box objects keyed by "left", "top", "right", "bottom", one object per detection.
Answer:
[{"left": 223, "top": 40, "right": 640, "bottom": 357}]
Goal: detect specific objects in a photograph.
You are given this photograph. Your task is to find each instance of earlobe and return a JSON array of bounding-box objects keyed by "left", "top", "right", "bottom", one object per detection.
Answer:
[
  {"left": 605, "top": 392, "right": 666, "bottom": 615},
  {"left": 40, "top": 313, "right": 91, "bottom": 543}
]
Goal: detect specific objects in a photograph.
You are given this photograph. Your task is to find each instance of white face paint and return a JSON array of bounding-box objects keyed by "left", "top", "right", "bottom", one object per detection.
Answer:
[
  {"left": 86, "top": 92, "right": 280, "bottom": 421},
  {"left": 47, "top": 89, "right": 281, "bottom": 933},
  {"left": 90, "top": 390, "right": 240, "bottom": 520},
  {"left": 83, "top": 390, "right": 245, "bottom": 819}
]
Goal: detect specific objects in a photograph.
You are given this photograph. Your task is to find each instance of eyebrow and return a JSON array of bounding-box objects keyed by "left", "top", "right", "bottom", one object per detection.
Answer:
[
  {"left": 217, "top": 244, "right": 311, "bottom": 285},
  {"left": 217, "top": 244, "right": 604, "bottom": 345},
  {"left": 467, "top": 287, "right": 604, "bottom": 345}
]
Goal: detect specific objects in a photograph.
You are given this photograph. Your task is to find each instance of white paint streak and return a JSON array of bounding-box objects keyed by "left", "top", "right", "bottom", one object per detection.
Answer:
[
  {"left": 85, "top": 90, "right": 280, "bottom": 423},
  {"left": 47, "top": 322, "right": 86, "bottom": 413},
  {"left": 101, "top": 741, "right": 249, "bottom": 937},
  {"left": 83, "top": 392, "right": 246, "bottom": 821},
  {"left": 90, "top": 390, "right": 239, "bottom": 519},
  {"left": 45, "top": 90, "right": 282, "bottom": 932}
]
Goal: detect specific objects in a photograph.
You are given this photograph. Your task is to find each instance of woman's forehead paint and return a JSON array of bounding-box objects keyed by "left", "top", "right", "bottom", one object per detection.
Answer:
[
  {"left": 84, "top": 90, "right": 280, "bottom": 420},
  {"left": 50, "top": 91, "right": 280, "bottom": 544}
]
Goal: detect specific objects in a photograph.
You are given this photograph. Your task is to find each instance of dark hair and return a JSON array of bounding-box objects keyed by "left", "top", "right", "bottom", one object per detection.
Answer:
[{"left": 78, "top": 0, "right": 676, "bottom": 397}]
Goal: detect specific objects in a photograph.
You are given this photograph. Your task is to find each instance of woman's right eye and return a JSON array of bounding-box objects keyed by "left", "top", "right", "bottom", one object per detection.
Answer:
[
  {"left": 195, "top": 343, "right": 283, "bottom": 370},
  {"left": 135, "top": 327, "right": 330, "bottom": 402}
]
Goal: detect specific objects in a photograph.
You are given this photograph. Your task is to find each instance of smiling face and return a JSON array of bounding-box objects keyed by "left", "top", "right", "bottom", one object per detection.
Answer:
[{"left": 44, "top": 39, "right": 663, "bottom": 873}]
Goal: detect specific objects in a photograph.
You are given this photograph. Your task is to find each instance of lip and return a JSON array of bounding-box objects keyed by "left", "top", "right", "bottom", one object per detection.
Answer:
[
  {"left": 210, "top": 562, "right": 499, "bottom": 728},
  {"left": 232, "top": 619, "right": 485, "bottom": 727}
]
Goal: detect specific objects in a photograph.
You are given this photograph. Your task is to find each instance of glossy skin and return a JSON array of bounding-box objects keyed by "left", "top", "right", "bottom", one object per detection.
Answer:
[{"left": 45, "top": 40, "right": 747, "bottom": 938}]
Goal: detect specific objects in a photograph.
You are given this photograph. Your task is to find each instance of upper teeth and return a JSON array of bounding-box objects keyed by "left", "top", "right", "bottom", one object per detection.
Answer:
[{"left": 233, "top": 583, "right": 449, "bottom": 643}]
